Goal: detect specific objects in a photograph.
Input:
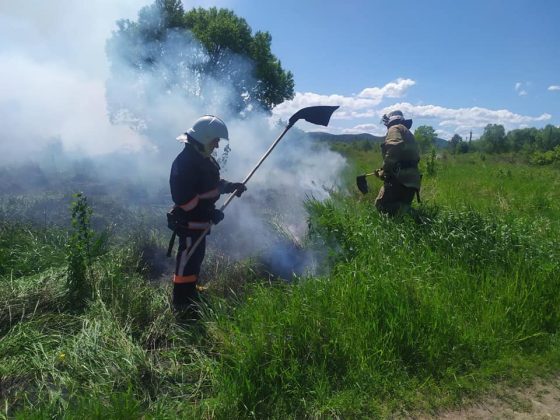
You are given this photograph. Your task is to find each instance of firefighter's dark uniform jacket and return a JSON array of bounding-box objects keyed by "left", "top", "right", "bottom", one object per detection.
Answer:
[
  {"left": 169, "top": 140, "right": 223, "bottom": 296},
  {"left": 170, "top": 141, "right": 221, "bottom": 230}
]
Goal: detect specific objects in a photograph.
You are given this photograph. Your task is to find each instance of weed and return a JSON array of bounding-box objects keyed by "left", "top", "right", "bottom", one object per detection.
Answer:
[
  {"left": 65, "top": 193, "right": 94, "bottom": 310},
  {"left": 425, "top": 147, "right": 438, "bottom": 176}
]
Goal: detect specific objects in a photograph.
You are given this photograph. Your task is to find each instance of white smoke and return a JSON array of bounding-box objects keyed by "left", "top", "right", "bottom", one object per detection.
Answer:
[
  {"left": 0, "top": 0, "right": 151, "bottom": 159},
  {"left": 0, "top": 1, "right": 347, "bottom": 269}
]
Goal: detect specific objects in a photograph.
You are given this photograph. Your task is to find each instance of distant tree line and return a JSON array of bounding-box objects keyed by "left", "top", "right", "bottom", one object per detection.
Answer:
[
  {"left": 413, "top": 123, "right": 560, "bottom": 165},
  {"left": 476, "top": 124, "right": 560, "bottom": 154},
  {"left": 450, "top": 124, "right": 560, "bottom": 165}
]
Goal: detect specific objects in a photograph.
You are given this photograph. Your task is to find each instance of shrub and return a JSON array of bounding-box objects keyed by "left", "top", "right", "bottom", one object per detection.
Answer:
[{"left": 66, "top": 193, "right": 94, "bottom": 310}]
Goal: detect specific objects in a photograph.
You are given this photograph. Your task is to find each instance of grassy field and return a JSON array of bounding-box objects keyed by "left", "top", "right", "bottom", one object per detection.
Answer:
[{"left": 1, "top": 150, "right": 560, "bottom": 418}]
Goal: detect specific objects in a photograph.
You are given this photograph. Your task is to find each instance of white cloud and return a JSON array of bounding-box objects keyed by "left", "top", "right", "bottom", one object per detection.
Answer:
[
  {"left": 273, "top": 77, "right": 551, "bottom": 137},
  {"left": 358, "top": 78, "right": 416, "bottom": 100},
  {"left": 272, "top": 78, "right": 416, "bottom": 125},
  {"left": 548, "top": 85, "right": 560, "bottom": 91},
  {"left": 514, "top": 81, "right": 528, "bottom": 96},
  {"left": 341, "top": 124, "right": 386, "bottom": 136},
  {"left": 382, "top": 102, "right": 551, "bottom": 134}
]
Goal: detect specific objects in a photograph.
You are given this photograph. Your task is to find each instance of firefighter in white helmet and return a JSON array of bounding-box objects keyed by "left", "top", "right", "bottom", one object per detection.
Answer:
[{"left": 168, "top": 115, "right": 246, "bottom": 315}]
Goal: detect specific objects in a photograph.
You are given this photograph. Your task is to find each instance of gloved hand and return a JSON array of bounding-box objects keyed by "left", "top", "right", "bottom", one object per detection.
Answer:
[
  {"left": 209, "top": 209, "right": 225, "bottom": 225},
  {"left": 222, "top": 181, "right": 247, "bottom": 197}
]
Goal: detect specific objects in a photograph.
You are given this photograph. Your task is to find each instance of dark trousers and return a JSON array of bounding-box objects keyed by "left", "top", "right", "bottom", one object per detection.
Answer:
[
  {"left": 173, "top": 232, "right": 206, "bottom": 309},
  {"left": 375, "top": 181, "right": 417, "bottom": 216}
]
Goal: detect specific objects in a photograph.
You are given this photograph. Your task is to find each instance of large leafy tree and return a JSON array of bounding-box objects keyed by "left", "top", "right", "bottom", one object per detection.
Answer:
[
  {"left": 106, "top": 0, "right": 294, "bottom": 129},
  {"left": 481, "top": 124, "right": 507, "bottom": 153},
  {"left": 536, "top": 124, "right": 560, "bottom": 152},
  {"left": 414, "top": 125, "right": 437, "bottom": 153},
  {"left": 183, "top": 7, "right": 294, "bottom": 110},
  {"left": 506, "top": 127, "right": 538, "bottom": 152},
  {"left": 449, "top": 133, "right": 462, "bottom": 154}
]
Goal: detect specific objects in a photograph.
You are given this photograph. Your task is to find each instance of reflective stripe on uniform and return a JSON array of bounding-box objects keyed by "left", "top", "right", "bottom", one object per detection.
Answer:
[
  {"left": 198, "top": 188, "right": 219, "bottom": 199},
  {"left": 178, "top": 195, "right": 199, "bottom": 211},
  {"left": 173, "top": 274, "right": 197, "bottom": 283},
  {"left": 177, "top": 237, "right": 192, "bottom": 275},
  {"left": 188, "top": 221, "right": 211, "bottom": 230}
]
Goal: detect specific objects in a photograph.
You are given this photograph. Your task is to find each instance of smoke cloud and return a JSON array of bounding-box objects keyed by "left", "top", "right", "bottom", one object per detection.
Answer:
[
  {"left": 0, "top": 1, "right": 346, "bottom": 275},
  {"left": 0, "top": 0, "right": 151, "bottom": 159}
]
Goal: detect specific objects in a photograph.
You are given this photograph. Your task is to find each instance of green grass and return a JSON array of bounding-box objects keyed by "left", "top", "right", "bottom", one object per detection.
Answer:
[
  {"left": 203, "top": 197, "right": 560, "bottom": 417},
  {"left": 1, "top": 152, "right": 560, "bottom": 418},
  {"left": 0, "top": 221, "right": 68, "bottom": 278}
]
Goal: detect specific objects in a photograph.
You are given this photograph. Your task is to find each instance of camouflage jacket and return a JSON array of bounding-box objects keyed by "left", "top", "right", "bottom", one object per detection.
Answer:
[{"left": 380, "top": 124, "right": 422, "bottom": 190}]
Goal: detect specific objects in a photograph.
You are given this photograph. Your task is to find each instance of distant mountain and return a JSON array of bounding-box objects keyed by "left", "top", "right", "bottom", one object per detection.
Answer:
[
  {"left": 306, "top": 132, "right": 385, "bottom": 143},
  {"left": 308, "top": 131, "right": 450, "bottom": 149},
  {"left": 434, "top": 137, "right": 449, "bottom": 149}
]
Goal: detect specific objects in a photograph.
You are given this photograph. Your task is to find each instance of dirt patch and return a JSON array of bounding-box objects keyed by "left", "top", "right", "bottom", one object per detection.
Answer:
[{"left": 420, "top": 376, "right": 560, "bottom": 419}]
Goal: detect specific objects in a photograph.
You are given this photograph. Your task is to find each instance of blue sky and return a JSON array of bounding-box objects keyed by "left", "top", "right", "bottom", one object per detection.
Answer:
[
  {"left": 224, "top": 0, "right": 560, "bottom": 137},
  {"left": 1, "top": 0, "right": 558, "bottom": 159}
]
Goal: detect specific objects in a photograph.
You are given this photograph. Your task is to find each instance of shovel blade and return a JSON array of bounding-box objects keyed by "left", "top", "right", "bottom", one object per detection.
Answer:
[
  {"left": 289, "top": 106, "right": 339, "bottom": 127},
  {"left": 356, "top": 175, "right": 368, "bottom": 194}
]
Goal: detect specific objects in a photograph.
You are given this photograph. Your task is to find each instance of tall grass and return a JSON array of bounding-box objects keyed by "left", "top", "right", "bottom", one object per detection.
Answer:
[
  {"left": 203, "top": 196, "right": 560, "bottom": 417},
  {"left": 1, "top": 227, "right": 209, "bottom": 418},
  {"left": 2, "top": 155, "right": 560, "bottom": 418}
]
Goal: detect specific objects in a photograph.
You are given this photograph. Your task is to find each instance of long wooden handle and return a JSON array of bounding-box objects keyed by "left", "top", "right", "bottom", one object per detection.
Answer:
[{"left": 181, "top": 124, "right": 293, "bottom": 264}]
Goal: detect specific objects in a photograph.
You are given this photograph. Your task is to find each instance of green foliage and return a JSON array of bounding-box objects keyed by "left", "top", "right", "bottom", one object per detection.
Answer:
[
  {"left": 530, "top": 145, "right": 560, "bottom": 165},
  {"left": 481, "top": 124, "right": 507, "bottom": 153},
  {"left": 449, "top": 133, "right": 463, "bottom": 154},
  {"left": 468, "top": 125, "right": 560, "bottom": 156},
  {"left": 449, "top": 134, "right": 470, "bottom": 154},
  {"left": 0, "top": 222, "right": 67, "bottom": 278},
  {"left": 507, "top": 127, "right": 539, "bottom": 152},
  {"left": 537, "top": 125, "right": 560, "bottom": 152},
  {"left": 414, "top": 125, "right": 437, "bottom": 153},
  {"left": 184, "top": 7, "right": 295, "bottom": 110},
  {"left": 106, "top": 2, "right": 294, "bottom": 123},
  {"left": 66, "top": 193, "right": 94, "bottom": 309},
  {"left": 205, "top": 197, "right": 560, "bottom": 417},
  {"left": 425, "top": 147, "right": 438, "bottom": 176},
  {"left": 1, "top": 241, "right": 202, "bottom": 418}
]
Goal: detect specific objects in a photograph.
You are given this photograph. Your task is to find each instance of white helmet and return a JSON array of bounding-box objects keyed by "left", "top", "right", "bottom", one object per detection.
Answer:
[{"left": 176, "top": 115, "right": 229, "bottom": 145}]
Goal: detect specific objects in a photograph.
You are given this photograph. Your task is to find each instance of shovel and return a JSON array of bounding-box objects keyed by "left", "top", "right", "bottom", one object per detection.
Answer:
[
  {"left": 180, "top": 105, "right": 340, "bottom": 264},
  {"left": 356, "top": 172, "right": 379, "bottom": 194}
]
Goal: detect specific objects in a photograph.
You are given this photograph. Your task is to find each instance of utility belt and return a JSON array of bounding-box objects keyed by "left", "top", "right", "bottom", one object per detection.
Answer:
[
  {"left": 389, "top": 160, "right": 420, "bottom": 181},
  {"left": 396, "top": 160, "right": 419, "bottom": 169},
  {"left": 166, "top": 207, "right": 210, "bottom": 257},
  {"left": 387, "top": 161, "right": 422, "bottom": 203}
]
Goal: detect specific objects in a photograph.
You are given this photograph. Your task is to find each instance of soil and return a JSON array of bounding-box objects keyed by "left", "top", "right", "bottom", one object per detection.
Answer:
[{"left": 415, "top": 376, "right": 560, "bottom": 419}]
